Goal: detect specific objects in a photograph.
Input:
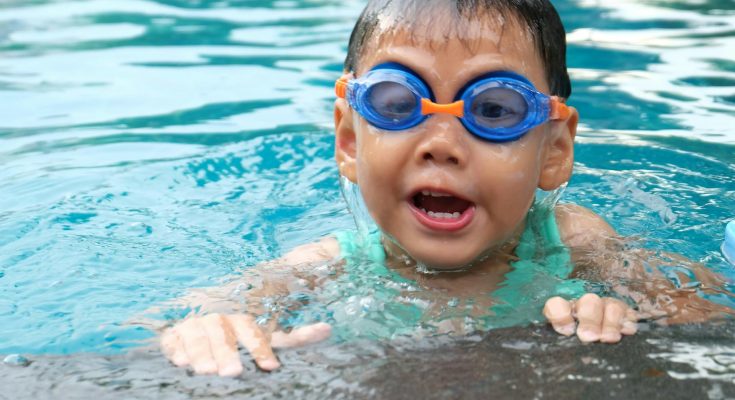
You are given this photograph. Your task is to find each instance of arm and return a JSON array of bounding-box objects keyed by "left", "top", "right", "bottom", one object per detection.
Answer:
[
  {"left": 557, "top": 204, "right": 732, "bottom": 322},
  {"left": 159, "top": 236, "right": 340, "bottom": 377},
  {"left": 181, "top": 236, "right": 341, "bottom": 313},
  {"left": 544, "top": 204, "right": 733, "bottom": 342}
]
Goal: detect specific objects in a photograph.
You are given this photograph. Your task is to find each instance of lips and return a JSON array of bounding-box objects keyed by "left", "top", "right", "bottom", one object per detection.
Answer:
[{"left": 408, "top": 189, "right": 476, "bottom": 232}]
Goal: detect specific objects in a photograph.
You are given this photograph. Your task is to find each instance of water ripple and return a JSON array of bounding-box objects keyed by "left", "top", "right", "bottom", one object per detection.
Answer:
[{"left": 1, "top": 0, "right": 734, "bottom": 358}]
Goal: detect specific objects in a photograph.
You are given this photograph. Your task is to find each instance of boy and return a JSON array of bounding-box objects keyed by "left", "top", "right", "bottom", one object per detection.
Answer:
[{"left": 159, "top": 0, "right": 723, "bottom": 377}]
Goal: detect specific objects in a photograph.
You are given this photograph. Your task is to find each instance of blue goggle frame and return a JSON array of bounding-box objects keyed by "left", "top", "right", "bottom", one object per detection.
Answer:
[{"left": 335, "top": 63, "right": 570, "bottom": 143}]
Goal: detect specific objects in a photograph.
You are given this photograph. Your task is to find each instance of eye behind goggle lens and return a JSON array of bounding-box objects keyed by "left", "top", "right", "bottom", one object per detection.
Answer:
[
  {"left": 367, "top": 81, "right": 419, "bottom": 122},
  {"left": 469, "top": 87, "right": 528, "bottom": 129}
]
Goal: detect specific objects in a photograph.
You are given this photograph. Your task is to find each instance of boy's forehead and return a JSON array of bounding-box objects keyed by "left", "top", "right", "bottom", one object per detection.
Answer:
[{"left": 356, "top": 12, "right": 547, "bottom": 92}]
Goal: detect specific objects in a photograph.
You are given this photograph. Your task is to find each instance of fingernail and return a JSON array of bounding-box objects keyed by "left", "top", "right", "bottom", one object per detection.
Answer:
[
  {"left": 258, "top": 358, "right": 281, "bottom": 371},
  {"left": 623, "top": 321, "right": 638, "bottom": 334},
  {"left": 219, "top": 363, "right": 243, "bottom": 377},
  {"left": 194, "top": 361, "right": 218, "bottom": 375},
  {"left": 601, "top": 331, "right": 622, "bottom": 343},
  {"left": 577, "top": 329, "right": 600, "bottom": 342},
  {"left": 171, "top": 354, "right": 189, "bottom": 367},
  {"left": 313, "top": 323, "right": 332, "bottom": 340},
  {"left": 316, "top": 323, "right": 332, "bottom": 334},
  {"left": 555, "top": 323, "right": 576, "bottom": 336}
]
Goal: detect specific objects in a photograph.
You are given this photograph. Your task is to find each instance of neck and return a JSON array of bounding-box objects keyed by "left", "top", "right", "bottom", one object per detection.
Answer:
[{"left": 379, "top": 223, "right": 526, "bottom": 293}]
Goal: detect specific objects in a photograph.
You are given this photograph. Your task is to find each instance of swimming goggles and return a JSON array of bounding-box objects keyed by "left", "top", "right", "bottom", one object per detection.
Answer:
[{"left": 335, "top": 63, "right": 570, "bottom": 142}]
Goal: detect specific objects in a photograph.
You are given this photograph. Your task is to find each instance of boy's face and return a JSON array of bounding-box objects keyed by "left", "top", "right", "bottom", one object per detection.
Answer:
[{"left": 335, "top": 16, "right": 577, "bottom": 270}]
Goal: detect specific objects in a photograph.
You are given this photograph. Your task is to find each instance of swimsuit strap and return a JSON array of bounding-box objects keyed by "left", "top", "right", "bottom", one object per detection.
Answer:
[
  {"left": 515, "top": 206, "right": 576, "bottom": 280},
  {"left": 489, "top": 208, "right": 587, "bottom": 326},
  {"left": 335, "top": 230, "right": 413, "bottom": 284},
  {"left": 334, "top": 230, "right": 385, "bottom": 265}
]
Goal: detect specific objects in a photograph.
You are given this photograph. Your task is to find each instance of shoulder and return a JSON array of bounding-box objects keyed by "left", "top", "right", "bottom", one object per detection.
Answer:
[
  {"left": 554, "top": 203, "right": 618, "bottom": 249},
  {"left": 277, "top": 236, "right": 341, "bottom": 267}
]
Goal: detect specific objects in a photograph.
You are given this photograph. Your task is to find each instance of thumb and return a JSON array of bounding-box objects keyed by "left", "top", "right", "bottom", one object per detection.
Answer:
[{"left": 271, "top": 322, "right": 332, "bottom": 349}]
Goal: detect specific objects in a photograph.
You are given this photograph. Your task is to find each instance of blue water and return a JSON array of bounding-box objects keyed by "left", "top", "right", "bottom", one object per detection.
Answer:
[{"left": 1, "top": 0, "right": 734, "bottom": 355}]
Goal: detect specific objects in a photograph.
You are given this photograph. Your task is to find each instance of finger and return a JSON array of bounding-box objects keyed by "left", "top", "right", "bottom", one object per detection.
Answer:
[
  {"left": 621, "top": 308, "right": 639, "bottom": 336},
  {"left": 160, "top": 328, "right": 189, "bottom": 367},
  {"left": 600, "top": 299, "right": 626, "bottom": 343},
  {"left": 179, "top": 318, "right": 218, "bottom": 375},
  {"left": 575, "top": 293, "right": 604, "bottom": 342},
  {"left": 200, "top": 314, "right": 243, "bottom": 377},
  {"left": 543, "top": 297, "right": 576, "bottom": 336},
  {"left": 227, "top": 314, "right": 281, "bottom": 371},
  {"left": 271, "top": 323, "right": 332, "bottom": 349}
]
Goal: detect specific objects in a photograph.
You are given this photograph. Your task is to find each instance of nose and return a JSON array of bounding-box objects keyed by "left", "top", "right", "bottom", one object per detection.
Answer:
[{"left": 414, "top": 117, "right": 469, "bottom": 167}]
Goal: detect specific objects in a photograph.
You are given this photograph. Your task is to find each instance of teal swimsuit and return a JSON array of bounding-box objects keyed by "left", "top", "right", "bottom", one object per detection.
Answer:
[{"left": 331, "top": 207, "right": 586, "bottom": 335}]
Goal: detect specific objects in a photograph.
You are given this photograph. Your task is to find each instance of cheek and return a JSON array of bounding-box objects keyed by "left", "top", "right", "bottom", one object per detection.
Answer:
[
  {"left": 355, "top": 141, "right": 387, "bottom": 192},
  {"left": 356, "top": 158, "right": 400, "bottom": 233},
  {"left": 354, "top": 130, "right": 399, "bottom": 218},
  {"left": 355, "top": 124, "right": 406, "bottom": 188},
  {"left": 475, "top": 140, "right": 544, "bottom": 220},
  {"left": 491, "top": 171, "right": 537, "bottom": 220}
]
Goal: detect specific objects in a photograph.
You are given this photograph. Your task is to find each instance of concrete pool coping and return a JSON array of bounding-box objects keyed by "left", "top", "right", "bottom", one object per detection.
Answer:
[{"left": 1, "top": 321, "right": 734, "bottom": 399}]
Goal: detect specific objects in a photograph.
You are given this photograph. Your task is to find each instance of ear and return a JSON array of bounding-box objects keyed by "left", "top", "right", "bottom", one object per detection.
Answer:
[
  {"left": 538, "top": 106, "right": 578, "bottom": 191},
  {"left": 334, "top": 98, "right": 358, "bottom": 183}
]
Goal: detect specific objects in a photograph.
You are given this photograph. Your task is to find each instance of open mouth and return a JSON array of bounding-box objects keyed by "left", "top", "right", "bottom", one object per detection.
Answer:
[{"left": 408, "top": 190, "right": 476, "bottom": 231}]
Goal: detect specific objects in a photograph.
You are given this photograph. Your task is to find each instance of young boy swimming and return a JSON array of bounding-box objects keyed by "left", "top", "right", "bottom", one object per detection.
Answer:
[{"left": 158, "top": 0, "right": 728, "bottom": 377}]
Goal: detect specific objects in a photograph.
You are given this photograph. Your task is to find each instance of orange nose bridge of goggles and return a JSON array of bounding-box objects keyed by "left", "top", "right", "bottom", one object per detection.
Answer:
[{"left": 421, "top": 99, "right": 465, "bottom": 118}]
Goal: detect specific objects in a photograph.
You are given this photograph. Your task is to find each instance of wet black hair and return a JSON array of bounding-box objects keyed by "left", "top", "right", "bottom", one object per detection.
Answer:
[{"left": 344, "top": 0, "right": 572, "bottom": 98}]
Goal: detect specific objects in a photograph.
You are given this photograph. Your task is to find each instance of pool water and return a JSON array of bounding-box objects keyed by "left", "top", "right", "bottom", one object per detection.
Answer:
[{"left": 1, "top": 0, "right": 734, "bottom": 362}]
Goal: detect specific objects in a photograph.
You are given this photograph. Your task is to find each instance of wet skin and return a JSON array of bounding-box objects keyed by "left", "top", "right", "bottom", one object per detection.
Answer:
[
  {"left": 333, "top": 16, "right": 639, "bottom": 343},
  {"left": 334, "top": 18, "right": 575, "bottom": 271},
  {"left": 156, "top": 7, "right": 735, "bottom": 377},
  {"left": 159, "top": 12, "right": 654, "bottom": 378}
]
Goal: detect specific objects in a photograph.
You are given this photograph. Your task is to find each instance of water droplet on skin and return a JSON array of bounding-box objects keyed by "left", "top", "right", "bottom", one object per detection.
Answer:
[
  {"left": 415, "top": 261, "right": 440, "bottom": 275},
  {"left": 255, "top": 314, "right": 270, "bottom": 326},
  {"left": 236, "top": 283, "right": 253, "bottom": 291},
  {"left": 231, "top": 283, "right": 252, "bottom": 298}
]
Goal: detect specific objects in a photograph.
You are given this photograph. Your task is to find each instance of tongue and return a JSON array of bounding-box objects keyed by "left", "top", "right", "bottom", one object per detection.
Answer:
[{"left": 416, "top": 194, "right": 471, "bottom": 214}]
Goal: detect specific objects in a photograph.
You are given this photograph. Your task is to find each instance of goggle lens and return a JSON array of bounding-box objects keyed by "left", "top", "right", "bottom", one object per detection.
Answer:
[
  {"left": 469, "top": 86, "right": 528, "bottom": 129},
  {"left": 367, "top": 81, "right": 419, "bottom": 122}
]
